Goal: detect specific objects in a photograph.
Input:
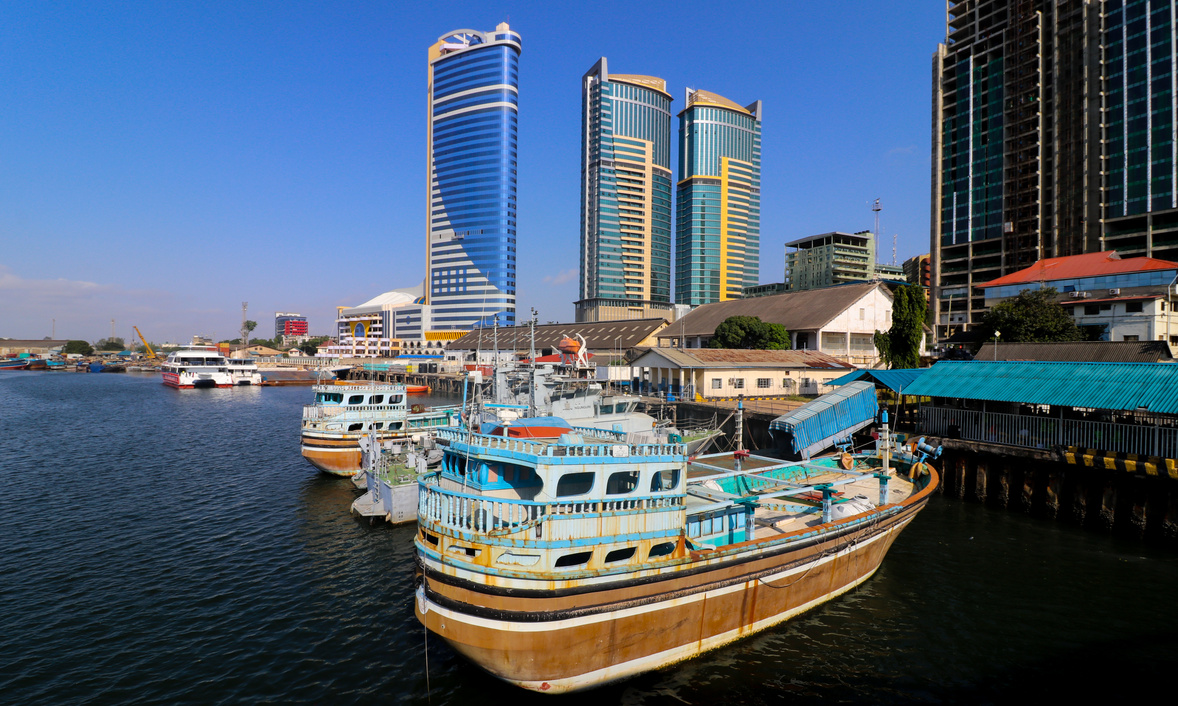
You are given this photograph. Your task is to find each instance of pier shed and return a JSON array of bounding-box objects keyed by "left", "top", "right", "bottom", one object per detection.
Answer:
[{"left": 908, "top": 361, "right": 1178, "bottom": 463}]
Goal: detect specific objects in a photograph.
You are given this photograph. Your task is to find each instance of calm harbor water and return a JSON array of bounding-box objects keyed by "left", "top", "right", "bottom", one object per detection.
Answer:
[{"left": 2, "top": 371, "right": 1177, "bottom": 704}]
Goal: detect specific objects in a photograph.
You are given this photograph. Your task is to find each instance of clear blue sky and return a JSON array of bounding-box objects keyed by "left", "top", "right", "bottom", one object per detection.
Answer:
[{"left": 0, "top": 1, "right": 943, "bottom": 344}]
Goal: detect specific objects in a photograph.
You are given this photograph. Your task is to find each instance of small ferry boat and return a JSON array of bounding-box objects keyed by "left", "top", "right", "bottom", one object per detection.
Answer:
[
  {"left": 300, "top": 382, "right": 460, "bottom": 476},
  {"left": 225, "top": 357, "right": 263, "bottom": 386},
  {"left": 414, "top": 411, "right": 940, "bottom": 693},
  {"left": 160, "top": 348, "right": 233, "bottom": 388}
]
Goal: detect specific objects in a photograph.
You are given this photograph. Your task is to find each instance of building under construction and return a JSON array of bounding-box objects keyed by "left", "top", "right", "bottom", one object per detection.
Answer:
[{"left": 932, "top": 0, "right": 1102, "bottom": 339}]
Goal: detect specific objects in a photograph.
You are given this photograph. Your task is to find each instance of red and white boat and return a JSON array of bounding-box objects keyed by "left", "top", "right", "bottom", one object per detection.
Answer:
[{"left": 160, "top": 348, "right": 233, "bottom": 388}]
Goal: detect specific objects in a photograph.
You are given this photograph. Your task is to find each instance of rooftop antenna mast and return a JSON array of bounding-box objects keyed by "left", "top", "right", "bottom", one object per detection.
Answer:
[{"left": 871, "top": 198, "right": 882, "bottom": 266}]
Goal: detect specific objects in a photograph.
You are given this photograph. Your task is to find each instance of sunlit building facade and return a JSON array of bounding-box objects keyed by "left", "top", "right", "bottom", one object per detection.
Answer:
[
  {"left": 426, "top": 23, "right": 521, "bottom": 340},
  {"left": 675, "top": 89, "right": 762, "bottom": 306},
  {"left": 576, "top": 58, "right": 674, "bottom": 323}
]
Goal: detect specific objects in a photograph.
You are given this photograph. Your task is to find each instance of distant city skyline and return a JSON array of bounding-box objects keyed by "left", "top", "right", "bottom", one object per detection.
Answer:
[{"left": 0, "top": 2, "right": 941, "bottom": 343}]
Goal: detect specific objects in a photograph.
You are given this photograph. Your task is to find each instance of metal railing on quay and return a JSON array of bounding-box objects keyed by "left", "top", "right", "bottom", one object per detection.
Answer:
[{"left": 921, "top": 405, "right": 1178, "bottom": 458}]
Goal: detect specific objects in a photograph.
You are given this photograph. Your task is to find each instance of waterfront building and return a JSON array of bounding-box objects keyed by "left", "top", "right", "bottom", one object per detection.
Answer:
[
  {"left": 656, "top": 281, "right": 905, "bottom": 368},
  {"left": 425, "top": 23, "right": 521, "bottom": 342},
  {"left": 932, "top": 1, "right": 1102, "bottom": 340},
  {"left": 319, "top": 285, "right": 426, "bottom": 359},
  {"left": 274, "top": 312, "right": 307, "bottom": 340},
  {"left": 576, "top": 58, "right": 674, "bottom": 323},
  {"left": 977, "top": 250, "right": 1178, "bottom": 343},
  {"left": 675, "top": 89, "right": 762, "bottom": 306},
  {"left": 784, "top": 231, "right": 876, "bottom": 292},
  {"left": 630, "top": 348, "right": 856, "bottom": 400}
]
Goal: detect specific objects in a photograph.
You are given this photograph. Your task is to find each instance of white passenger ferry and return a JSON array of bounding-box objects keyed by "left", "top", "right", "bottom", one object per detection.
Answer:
[
  {"left": 160, "top": 348, "right": 234, "bottom": 388},
  {"left": 225, "top": 356, "right": 262, "bottom": 386}
]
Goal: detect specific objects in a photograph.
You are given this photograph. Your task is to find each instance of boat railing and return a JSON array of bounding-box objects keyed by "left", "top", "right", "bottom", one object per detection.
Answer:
[
  {"left": 301, "top": 404, "right": 408, "bottom": 421},
  {"left": 418, "top": 474, "right": 684, "bottom": 537},
  {"left": 310, "top": 383, "right": 406, "bottom": 393},
  {"left": 434, "top": 427, "right": 685, "bottom": 459}
]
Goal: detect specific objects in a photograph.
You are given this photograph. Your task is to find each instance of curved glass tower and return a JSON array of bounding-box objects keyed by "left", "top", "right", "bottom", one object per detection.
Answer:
[
  {"left": 577, "top": 58, "right": 673, "bottom": 322},
  {"left": 426, "top": 23, "right": 521, "bottom": 335},
  {"left": 675, "top": 89, "right": 761, "bottom": 306}
]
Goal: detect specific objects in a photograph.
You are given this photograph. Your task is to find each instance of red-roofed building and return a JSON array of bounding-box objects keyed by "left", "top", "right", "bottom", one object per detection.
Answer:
[{"left": 976, "top": 251, "right": 1178, "bottom": 344}]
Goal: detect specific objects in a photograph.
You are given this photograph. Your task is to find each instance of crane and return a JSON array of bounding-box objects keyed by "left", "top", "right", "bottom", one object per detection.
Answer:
[{"left": 133, "top": 326, "right": 157, "bottom": 359}]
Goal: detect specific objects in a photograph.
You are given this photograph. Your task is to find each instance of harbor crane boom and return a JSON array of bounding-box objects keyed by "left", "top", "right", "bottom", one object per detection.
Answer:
[{"left": 133, "top": 326, "right": 157, "bottom": 359}]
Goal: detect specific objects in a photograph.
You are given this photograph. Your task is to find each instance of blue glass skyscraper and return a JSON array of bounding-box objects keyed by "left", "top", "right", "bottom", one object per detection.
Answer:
[{"left": 426, "top": 23, "right": 521, "bottom": 336}]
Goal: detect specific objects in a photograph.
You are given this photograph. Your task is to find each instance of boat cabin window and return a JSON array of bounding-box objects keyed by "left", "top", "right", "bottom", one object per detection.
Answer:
[
  {"left": 554, "top": 551, "right": 592, "bottom": 568},
  {"left": 600, "top": 404, "right": 614, "bottom": 414},
  {"left": 316, "top": 392, "right": 344, "bottom": 404},
  {"left": 556, "top": 472, "right": 594, "bottom": 497},
  {"left": 650, "top": 469, "right": 680, "bottom": 492},
  {"left": 604, "top": 547, "right": 636, "bottom": 563},
  {"left": 370, "top": 394, "right": 384, "bottom": 405},
  {"left": 606, "top": 471, "right": 639, "bottom": 495},
  {"left": 348, "top": 395, "right": 365, "bottom": 405},
  {"left": 348, "top": 423, "right": 363, "bottom": 431},
  {"left": 648, "top": 542, "right": 675, "bottom": 558},
  {"left": 372, "top": 422, "right": 383, "bottom": 430},
  {"left": 390, "top": 394, "right": 404, "bottom": 405}
]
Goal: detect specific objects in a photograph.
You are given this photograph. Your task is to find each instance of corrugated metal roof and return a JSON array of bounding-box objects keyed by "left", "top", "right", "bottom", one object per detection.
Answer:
[
  {"left": 446, "top": 318, "right": 668, "bottom": 352},
  {"left": 973, "top": 341, "right": 1174, "bottom": 363},
  {"left": 632, "top": 348, "right": 856, "bottom": 370},
  {"left": 977, "top": 251, "right": 1178, "bottom": 288},
  {"left": 828, "top": 368, "right": 928, "bottom": 392},
  {"left": 904, "top": 361, "right": 1178, "bottom": 414},
  {"left": 768, "top": 381, "right": 878, "bottom": 457},
  {"left": 660, "top": 282, "right": 887, "bottom": 338}
]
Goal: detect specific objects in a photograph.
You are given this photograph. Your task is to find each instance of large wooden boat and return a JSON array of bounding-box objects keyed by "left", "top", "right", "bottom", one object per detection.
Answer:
[
  {"left": 300, "top": 382, "right": 460, "bottom": 476},
  {"left": 414, "top": 416, "right": 939, "bottom": 693}
]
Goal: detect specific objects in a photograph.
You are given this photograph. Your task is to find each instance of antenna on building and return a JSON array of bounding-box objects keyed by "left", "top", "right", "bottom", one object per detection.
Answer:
[{"left": 871, "top": 199, "right": 882, "bottom": 264}]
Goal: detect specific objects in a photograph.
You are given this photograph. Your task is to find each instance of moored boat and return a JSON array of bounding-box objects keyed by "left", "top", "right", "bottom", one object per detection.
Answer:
[
  {"left": 0, "top": 359, "right": 30, "bottom": 371},
  {"left": 414, "top": 412, "right": 940, "bottom": 693},
  {"left": 160, "top": 348, "right": 233, "bottom": 388},
  {"left": 300, "top": 382, "right": 460, "bottom": 476},
  {"left": 225, "top": 356, "right": 263, "bottom": 386}
]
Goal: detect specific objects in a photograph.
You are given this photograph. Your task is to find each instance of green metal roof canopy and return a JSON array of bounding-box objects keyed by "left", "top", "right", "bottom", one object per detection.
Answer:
[
  {"left": 904, "top": 361, "right": 1178, "bottom": 414},
  {"left": 827, "top": 368, "right": 927, "bottom": 393}
]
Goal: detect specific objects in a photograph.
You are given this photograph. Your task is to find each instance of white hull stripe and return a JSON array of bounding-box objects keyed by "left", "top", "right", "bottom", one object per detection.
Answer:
[{"left": 422, "top": 518, "right": 904, "bottom": 633}]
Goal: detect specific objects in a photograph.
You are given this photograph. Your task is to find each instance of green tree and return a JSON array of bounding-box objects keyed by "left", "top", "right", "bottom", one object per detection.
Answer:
[
  {"left": 977, "top": 287, "right": 1081, "bottom": 343},
  {"left": 64, "top": 340, "right": 94, "bottom": 356},
  {"left": 301, "top": 337, "right": 329, "bottom": 356},
  {"left": 874, "top": 285, "right": 927, "bottom": 369},
  {"left": 709, "top": 316, "right": 791, "bottom": 350},
  {"left": 96, "top": 337, "right": 125, "bottom": 351},
  {"left": 245, "top": 320, "right": 257, "bottom": 333}
]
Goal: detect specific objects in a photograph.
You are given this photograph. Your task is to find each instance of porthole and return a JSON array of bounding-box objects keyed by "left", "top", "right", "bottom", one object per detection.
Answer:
[
  {"left": 554, "top": 551, "right": 592, "bottom": 568},
  {"left": 648, "top": 542, "right": 675, "bottom": 558}
]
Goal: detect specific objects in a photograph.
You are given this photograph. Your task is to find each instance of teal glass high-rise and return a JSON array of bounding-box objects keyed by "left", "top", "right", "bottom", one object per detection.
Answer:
[
  {"left": 426, "top": 23, "right": 521, "bottom": 337},
  {"left": 577, "top": 58, "right": 673, "bottom": 323},
  {"left": 675, "top": 90, "right": 762, "bottom": 306}
]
